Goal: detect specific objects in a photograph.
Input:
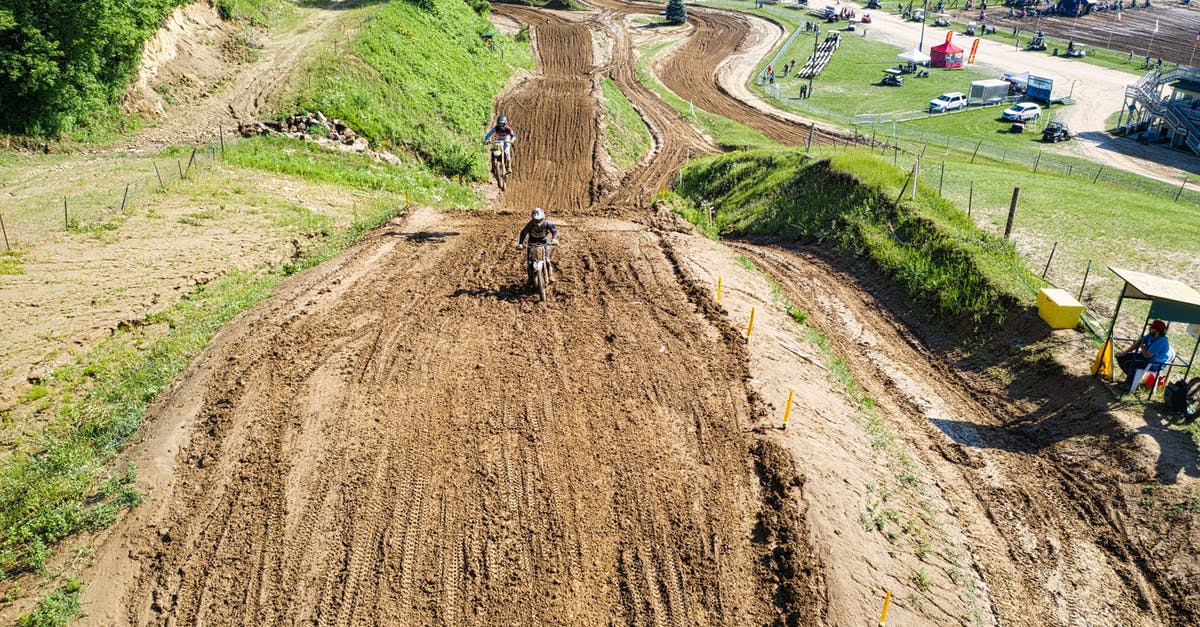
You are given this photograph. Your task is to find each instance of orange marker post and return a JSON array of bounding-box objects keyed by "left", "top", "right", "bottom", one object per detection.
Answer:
[
  {"left": 781, "top": 389, "right": 794, "bottom": 430},
  {"left": 717, "top": 276, "right": 723, "bottom": 303},
  {"left": 746, "top": 307, "right": 755, "bottom": 338},
  {"left": 879, "top": 589, "right": 892, "bottom": 626}
]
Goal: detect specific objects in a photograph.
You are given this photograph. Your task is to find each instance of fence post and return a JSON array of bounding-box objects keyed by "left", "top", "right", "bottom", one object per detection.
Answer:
[
  {"left": 968, "top": 181, "right": 974, "bottom": 217},
  {"left": 1041, "top": 241, "right": 1057, "bottom": 279},
  {"left": 119, "top": 183, "right": 130, "bottom": 213},
  {"left": 1067, "top": 164, "right": 1073, "bottom": 177},
  {"left": 939, "top": 161, "right": 945, "bottom": 195},
  {"left": 184, "top": 145, "right": 198, "bottom": 177},
  {"left": 1092, "top": 166, "right": 1103, "bottom": 184},
  {"left": 0, "top": 212, "right": 9, "bottom": 251},
  {"left": 1004, "top": 187, "right": 1020, "bottom": 239},
  {"left": 1033, "top": 151, "right": 1041, "bottom": 173},
  {"left": 1175, "top": 176, "right": 1189, "bottom": 201},
  {"left": 154, "top": 163, "right": 165, "bottom": 191},
  {"left": 219, "top": 125, "right": 225, "bottom": 156},
  {"left": 970, "top": 139, "right": 983, "bottom": 163},
  {"left": 176, "top": 158, "right": 184, "bottom": 180},
  {"left": 63, "top": 196, "right": 68, "bottom": 230},
  {"left": 1078, "top": 259, "right": 1092, "bottom": 300},
  {"left": 806, "top": 123, "right": 815, "bottom": 152}
]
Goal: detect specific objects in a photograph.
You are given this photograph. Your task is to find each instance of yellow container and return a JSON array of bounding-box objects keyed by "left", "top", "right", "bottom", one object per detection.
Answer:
[{"left": 1037, "top": 288, "right": 1083, "bottom": 329}]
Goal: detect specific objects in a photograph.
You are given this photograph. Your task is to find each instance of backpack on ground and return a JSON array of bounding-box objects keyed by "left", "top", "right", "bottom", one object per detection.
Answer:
[{"left": 1163, "top": 377, "right": 1196, "bottom": 416}]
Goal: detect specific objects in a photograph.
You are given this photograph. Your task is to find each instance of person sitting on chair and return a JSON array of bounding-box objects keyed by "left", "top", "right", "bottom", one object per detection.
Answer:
[{"left": 1117, "top": 319, "right": 1171, "bottom": 384}]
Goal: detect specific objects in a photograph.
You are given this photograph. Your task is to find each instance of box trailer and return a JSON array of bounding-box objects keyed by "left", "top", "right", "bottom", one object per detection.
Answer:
[{"left": 968, "top": 79, "right": 1010, "bottom": 105}]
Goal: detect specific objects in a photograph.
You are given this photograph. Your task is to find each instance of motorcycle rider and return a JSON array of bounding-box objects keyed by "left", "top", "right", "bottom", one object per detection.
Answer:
[
  {"left": 484, "top": 115, "right": 516, "bottom": 169},
  {"left": 516, "top": 207, "right": 559, "bottom": 283}
]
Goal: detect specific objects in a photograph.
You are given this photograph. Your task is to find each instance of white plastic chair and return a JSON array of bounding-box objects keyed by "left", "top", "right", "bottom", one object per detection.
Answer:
[{"left": 1129, "top": 346, "right": 1177, "bottom": 395}]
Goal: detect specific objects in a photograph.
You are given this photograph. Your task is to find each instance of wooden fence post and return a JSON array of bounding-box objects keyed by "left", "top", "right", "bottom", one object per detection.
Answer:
[{"left": 1004, "top": 187, "right": 1020, "bottom": 239}]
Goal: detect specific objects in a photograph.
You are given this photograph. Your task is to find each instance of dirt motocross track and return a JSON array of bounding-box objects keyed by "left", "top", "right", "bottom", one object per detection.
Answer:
[{"left": 74, "top": 2, "right": 1200, "bottom": 625}]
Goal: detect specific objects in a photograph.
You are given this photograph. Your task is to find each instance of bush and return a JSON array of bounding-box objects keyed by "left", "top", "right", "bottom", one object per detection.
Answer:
[{"left": 0, "top": 0, "right": 188, "bottom": 136}]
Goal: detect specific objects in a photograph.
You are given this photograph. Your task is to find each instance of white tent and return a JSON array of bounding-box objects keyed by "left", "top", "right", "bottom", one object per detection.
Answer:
[{"left": 897, "top": 48, "right": 932, "bottom": 64}]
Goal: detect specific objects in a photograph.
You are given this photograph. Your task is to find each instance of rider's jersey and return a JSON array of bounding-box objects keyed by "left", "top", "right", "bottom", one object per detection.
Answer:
[
  {"left": 485, "top": 124, "right": 516, "bottom": 142},
  {"left": 519, "top": 219, "right": 557, "bottom": 244}
]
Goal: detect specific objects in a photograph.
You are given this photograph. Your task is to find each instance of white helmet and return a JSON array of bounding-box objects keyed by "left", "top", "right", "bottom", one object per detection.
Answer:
[{"left": 532, "top": 208, "right": 545, "bottom": 221}]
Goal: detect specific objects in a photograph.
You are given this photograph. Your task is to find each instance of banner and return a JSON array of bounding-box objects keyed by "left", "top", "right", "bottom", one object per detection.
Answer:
[
  {"left": 969, "top": 38, "right": 980, "bottom": 63},
  {"left": 945, "top": 30, "right": 953, "bottom": 44}
]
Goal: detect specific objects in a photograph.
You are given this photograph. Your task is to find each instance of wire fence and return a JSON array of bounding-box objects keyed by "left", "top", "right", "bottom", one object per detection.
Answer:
[
  {"left": 0, "top": 131, "right": 230, "bottom": 253},
  {"left": 853, "top": 119, "right": 1200, "bottom": 205}
]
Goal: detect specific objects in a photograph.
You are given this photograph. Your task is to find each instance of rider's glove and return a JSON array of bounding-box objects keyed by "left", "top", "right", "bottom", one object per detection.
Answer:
[
  {"left": 551, "top": 238, "right": 559, "bottom": 245},
  {"left": 516, "top": 243, "right": 525, "bottom": 249}
]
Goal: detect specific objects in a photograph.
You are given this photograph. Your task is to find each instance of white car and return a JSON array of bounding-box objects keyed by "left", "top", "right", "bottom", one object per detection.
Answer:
[
  {"left": 1002, "top": 102, "right": 1042, "bottom": 121},
  {"left": 928, "top": 92, "right": 967, "bottom": 113}
]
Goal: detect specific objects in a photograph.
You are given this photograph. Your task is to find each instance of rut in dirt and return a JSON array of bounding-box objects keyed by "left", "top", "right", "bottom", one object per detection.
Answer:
[{"left": 117, "top": 14, "right": 823, "bottom": 625}]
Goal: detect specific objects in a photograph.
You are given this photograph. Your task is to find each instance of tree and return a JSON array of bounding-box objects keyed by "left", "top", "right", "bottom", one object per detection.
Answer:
[{"left": 665, "top": 0, "right": 687, "bottom": 24}]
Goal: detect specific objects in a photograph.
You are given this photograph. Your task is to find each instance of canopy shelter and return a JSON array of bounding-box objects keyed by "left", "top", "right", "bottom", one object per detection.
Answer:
[
  {"left": 1099, "top": 267, "right": 1200, "bottom": 397},
  {"left": 930, "top": 40, "right": 964, "bottom": 68},
  {"left": 897, "top": 48, "right": 931, "bottom": 64}
]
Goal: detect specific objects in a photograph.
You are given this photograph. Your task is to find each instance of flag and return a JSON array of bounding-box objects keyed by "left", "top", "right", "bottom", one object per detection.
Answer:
[
  {"left": 945, "top": 30, "right": 953, "bottom": 44},
  {"left": 1091, "top": 339, "right": 1113, "bottom": 378},
  {"left": 1194, "top": 30, "right": 1199, "bottom": 44},
  {"left": 969, "top": 38, "right": 980, "bottom": 63},
  {"left": 1116, "top": 6, "right": 1122, "bottom": 23},
  {"left": 1154, "top": 19, "right": 1159, "bottom": 34}
]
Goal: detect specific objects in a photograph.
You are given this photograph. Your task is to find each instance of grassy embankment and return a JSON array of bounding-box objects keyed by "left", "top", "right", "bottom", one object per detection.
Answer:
[
  {"left": 3, "top": 0, "right": 528, "bottom": 621},
  {"left": 676, "top": 148, "right": 1035, "bottom": 324},
  {"left": 599, "top": 77, "right": 654, "bottom": 169}
]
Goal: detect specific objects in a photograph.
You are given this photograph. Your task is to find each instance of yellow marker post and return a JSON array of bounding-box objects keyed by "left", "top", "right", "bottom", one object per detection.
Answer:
[
  {"left": 746, "top": 307, "right": 755, "bottom": 338},
  {"left": 405, "top": 190, "right": 410, "bottom": 207},
  {"left": 717, "top": 277, "right": 723, "bottom": 303},
  {"left": 878, "top": 589, "right": 892, "bottom": 627},
  {"left": 781, "top": 389, "right": 794, "bottom": 430}
]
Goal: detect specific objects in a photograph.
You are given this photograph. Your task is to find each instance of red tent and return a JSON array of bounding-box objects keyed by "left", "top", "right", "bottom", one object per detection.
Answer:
[{"left": 930, "top": 40, "right": 964, "bottom": 68}]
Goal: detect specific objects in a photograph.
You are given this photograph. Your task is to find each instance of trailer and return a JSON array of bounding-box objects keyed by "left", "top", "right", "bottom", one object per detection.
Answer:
[{"left": 968, "top": 79, "right": 1011, "bottom": 105}]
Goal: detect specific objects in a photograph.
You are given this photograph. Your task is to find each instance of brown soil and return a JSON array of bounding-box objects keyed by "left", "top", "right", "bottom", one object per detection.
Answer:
[{"left": 9, "top": 1, "right": 1196, "bottom": 625}]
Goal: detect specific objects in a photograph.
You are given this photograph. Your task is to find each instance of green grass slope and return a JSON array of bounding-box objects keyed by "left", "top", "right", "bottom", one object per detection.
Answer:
[
  {"left": 676, "top": 148, "right": 1039, "bottom": 327},
  {"left": 293, "top": 0, "right": 533, "bottom": 179}
]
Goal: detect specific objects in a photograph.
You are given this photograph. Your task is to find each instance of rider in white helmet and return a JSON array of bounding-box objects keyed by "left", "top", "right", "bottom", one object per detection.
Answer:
[
  {"left": 484, "top": 114, "right": 516, "bottom": 168},
  {"left": 516, "top": 207, "right": 559, "bottom": 282}
]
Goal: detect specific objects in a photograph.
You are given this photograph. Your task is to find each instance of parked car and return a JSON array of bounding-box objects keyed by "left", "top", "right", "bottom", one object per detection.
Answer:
[
  {"left": 1002, "top": 102, "right": 1042, "bottom": 121},
  {"left": 929, "top": 92, "right": 968, "bottom": 113},
  {"left": 1041, "top": 120, "right": 1071, "bottom": 142}
]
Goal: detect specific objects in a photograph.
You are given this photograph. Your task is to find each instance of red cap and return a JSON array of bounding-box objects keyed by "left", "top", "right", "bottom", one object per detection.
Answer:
[{"left": 1150, "top": 319, "right": 1167, "bottom": 332}]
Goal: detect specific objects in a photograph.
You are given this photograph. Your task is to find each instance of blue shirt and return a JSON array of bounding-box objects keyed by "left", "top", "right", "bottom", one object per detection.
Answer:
[{"left": 1142, "top": 334, "right": 1171, "bottom": 370}]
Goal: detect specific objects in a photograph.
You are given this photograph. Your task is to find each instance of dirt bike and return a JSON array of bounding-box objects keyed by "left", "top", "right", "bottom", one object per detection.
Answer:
[
  {"left": 518, "top": 241, "right": 557, "bottom": 302},
  {"left": 488, "top": 140, "right": 511, "bottom": 190}
]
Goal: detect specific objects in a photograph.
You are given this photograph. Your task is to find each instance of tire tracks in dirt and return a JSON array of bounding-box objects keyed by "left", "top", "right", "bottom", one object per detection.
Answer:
[
  {"left": 91, "top": 12, "right": 812, "bottom": 625},
  {"left": 732, "top": 241, "right": 1197, "bottom": 625}
]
